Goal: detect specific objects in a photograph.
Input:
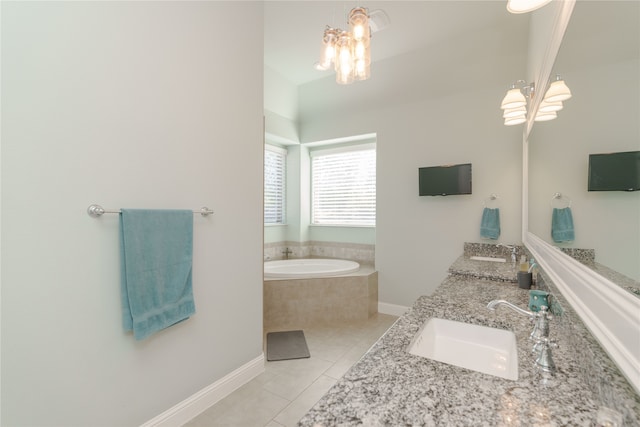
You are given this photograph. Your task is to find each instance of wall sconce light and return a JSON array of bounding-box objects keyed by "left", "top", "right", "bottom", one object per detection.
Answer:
[
  {"left": 543, "top": 75, "right": 572, "bottom": 102},
  {"left": 500, "top": 75, "right": 571, "bottom": 126},
  {"left": 500, "top": 80, "right": 534, "bottom": 126}
]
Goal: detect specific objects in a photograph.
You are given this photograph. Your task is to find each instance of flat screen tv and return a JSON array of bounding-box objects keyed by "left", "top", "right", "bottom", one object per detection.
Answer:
[
  {"left": 588, "top": 151, "right": 640, "bottom": 192},
  {"left": 419, "top": 163, "right": 472, "bottom": 196}
]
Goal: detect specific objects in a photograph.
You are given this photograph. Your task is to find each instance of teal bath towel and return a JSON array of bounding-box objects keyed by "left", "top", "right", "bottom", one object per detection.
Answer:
[
  {"left": 120, "top": 209, "right": 195, "bottom": 340},
  {"left": 480, "top": 207, "right": 500, "bottom": 240},
  {"left": 551, "top": 207, "right": 575, "bottom": 243}
]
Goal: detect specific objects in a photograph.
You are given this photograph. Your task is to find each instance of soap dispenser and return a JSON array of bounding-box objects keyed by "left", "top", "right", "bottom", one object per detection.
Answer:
[{"left": 519, "top": 255, "right": 529, "bottom": 272}]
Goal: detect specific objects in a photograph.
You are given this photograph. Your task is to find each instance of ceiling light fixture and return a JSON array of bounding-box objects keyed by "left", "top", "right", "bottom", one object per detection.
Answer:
[
  {"left": 316, "top": 7, "right": 372, "bottom": 85},
  {"left": 499, "top": 75, "right": 571, "bottom": 126},
  {"left": 506, "top": 0, "right": 552, "bottom": 14}
]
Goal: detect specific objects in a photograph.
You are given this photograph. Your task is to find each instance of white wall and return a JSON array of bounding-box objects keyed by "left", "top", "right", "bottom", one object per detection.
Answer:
[
  {"left": 264, "top": 66, "right": 298, "bottom": 245},
  {"left": 299, "top": 22, "right": 529, "bottom": 306},
  {"left": 1, "top": 2, "right": 264, "bottom": 426},
  {"left": 264, "top": 65, "right": 299, "bottom": 124}
]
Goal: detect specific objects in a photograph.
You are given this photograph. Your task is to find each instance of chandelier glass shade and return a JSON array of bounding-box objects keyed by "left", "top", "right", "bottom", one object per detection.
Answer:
[
  {"left": 317, "top": 7, "right": 372, "bottom": 84},
  {"left": 317, "top": 27, "right": 338, "bottom": 71},
  {"left": 335, "top": 31, "right": 355, "bottom": 85}
]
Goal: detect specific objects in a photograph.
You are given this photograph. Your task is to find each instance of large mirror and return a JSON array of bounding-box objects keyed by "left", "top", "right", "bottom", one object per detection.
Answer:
[
  {"left": 524, "top": 0, "right": 640, "bottom": 392},
  {"left": 528, "top": 0, "right": 639, "bottom": 287}
]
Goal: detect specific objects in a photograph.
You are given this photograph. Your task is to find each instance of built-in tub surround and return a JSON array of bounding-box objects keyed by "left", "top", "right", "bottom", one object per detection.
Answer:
[
  {"left": 264, "top": 241, "right": 375, "bottom": 265},
  {"left": 264, "top": 267, "right": 377, "bottom": 330}
]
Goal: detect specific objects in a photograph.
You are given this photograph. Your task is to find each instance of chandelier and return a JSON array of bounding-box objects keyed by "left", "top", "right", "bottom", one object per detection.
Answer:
[{"left": 316, "top": 7, "right": 372, "bottom": 85}]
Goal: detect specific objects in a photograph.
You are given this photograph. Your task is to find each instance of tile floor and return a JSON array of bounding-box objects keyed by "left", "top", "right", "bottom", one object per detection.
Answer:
[{"left": 183, "top": 313, "right": 398, "bottom": 427}]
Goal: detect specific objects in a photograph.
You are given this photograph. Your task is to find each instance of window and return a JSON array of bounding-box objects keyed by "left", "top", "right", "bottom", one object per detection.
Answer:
[
  {"left": 311, "top": 144, "right": 376, "bottom": 226},
  {"left": 264, "top": 144, "right": 286, "bottom": 224}
]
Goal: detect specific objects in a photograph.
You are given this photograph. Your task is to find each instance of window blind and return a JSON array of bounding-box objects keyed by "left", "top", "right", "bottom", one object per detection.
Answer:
[
  {"left": 311, "top": 145, "right": 376, "bottom": 226},
  {"left": 264, "top": 145, "right": 286, "bottom": 224}
]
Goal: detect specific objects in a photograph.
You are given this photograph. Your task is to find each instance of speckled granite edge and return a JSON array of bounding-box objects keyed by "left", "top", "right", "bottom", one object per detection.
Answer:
[
  {"left": 449, "top": 255, "right": 519, "bottom": 283},
  {"left": 463, "top": 242, "right": 524, "bottom": 259},
  {"left": 592, "top": 262, "right": 640, "bottom": 299}
]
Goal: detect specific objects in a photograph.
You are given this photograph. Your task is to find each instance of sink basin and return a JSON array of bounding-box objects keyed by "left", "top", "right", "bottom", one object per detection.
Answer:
[
  {"left": 470, "top": 256, "right": 507, "bottom": 263},
  {"left": 407, "top": 318, "right": 518, "bottom": 380}
]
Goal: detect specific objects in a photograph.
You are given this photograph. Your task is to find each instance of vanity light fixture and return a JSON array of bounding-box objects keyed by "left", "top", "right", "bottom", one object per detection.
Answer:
[
  {"left": 503, "top": 105, "right": 527, "bottom": 119},
  {"left": 500, "top": 75, "right": 571, "bottom": 126},
  {"left": 538, "top": 99, "right": 564, "bottom": 113},
  {"left": 534, "top": 111, "right": 558, "bottom": 122},
  {"left": 543, "top": 75, "right": 572, "bottom": 103},
  {"left": 500, "top": 82, "right": 528, "bottom": 109},
  {"left": 506, "top": 0, "right": 552, "bottom": 14},
  {"left": 500, "top": 80, "right": 534, "bottom": 126},
  {"left": 504, "top": 116, "right": 527, "bottom": 126}
]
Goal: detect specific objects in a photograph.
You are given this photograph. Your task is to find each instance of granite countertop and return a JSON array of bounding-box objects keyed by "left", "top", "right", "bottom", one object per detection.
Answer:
[
  {"left": 448, "top": 255, "right": 520, "bottom": 283},
  {"left": 298, "top": 257, "right": 640, "bottom": 426},
  {"left": 591, "top": 262, "right": 640, "bottom": 298}
]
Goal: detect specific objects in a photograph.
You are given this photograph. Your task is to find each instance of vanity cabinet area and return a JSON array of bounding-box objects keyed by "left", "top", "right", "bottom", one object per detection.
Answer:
[{"left": 298, "top": 254, "right": 640, "bottom": 426}]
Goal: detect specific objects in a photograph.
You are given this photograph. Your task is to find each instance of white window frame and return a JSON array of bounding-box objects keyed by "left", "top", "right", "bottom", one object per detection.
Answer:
[
  {"left": 264, "top": 144, "right": 287, "bottom": 225},
  {"left": 310, "top": 143, "right": 376, "bottom": 227}
]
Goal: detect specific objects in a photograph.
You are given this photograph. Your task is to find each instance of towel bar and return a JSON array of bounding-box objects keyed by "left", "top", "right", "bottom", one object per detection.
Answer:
[{"left": 87, "top": 204, "right": 214, "bottom": 218}]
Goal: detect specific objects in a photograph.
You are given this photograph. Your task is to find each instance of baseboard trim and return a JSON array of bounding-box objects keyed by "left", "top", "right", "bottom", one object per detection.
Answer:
[
  {"left": 378, "top": 301, "right": 409, "bottom": 317},
  {"left": 140, "top": 353, "right": 265, "bottom": 427}
]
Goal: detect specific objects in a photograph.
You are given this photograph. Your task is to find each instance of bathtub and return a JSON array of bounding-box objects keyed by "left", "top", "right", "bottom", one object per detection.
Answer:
[{"left": 264, "top": 258, "right": 360, "bottom": 279}]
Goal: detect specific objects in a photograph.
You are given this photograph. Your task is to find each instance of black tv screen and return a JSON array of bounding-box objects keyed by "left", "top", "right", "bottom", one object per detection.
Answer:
[
  {"left": 588, "top": 151, "right": 640, "bottom": 192},
  {"left": 419, "top": 163, "right": 472, "bottom": 196}
]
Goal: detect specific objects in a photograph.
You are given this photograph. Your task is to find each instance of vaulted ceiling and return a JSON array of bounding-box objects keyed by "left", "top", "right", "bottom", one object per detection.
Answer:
[{"left": 264, "top": 1, "right": 530, "bottom": 87}]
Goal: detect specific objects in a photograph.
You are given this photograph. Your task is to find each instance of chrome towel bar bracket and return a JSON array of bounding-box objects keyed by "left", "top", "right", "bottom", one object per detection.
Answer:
[{"left": 87, "top": 204, "right": 214, "bottom": 218}]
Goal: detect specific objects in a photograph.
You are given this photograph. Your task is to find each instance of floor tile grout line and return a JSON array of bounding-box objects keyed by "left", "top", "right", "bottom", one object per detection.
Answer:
[{"left": 184, "top": 314, "right": 399, "bottom": 427}]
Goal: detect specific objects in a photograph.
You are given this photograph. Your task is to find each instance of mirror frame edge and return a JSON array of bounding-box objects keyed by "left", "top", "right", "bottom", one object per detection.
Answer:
[{"left": 522, "top": 0, "right": 640, "bottom": 393}]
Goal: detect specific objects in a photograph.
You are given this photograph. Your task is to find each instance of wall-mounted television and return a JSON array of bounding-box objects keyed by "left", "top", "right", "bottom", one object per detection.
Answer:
[
  {"left": 588, "top": 151, "right": 640, "bottom": 192},
  {"left": 419, "top": 163, "right": 472, "bottom": 196}
]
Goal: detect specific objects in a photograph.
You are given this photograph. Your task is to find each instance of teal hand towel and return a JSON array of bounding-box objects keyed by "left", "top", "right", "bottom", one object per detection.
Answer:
[
  {"left": 551, "top": 207, "right": 575, "bottom": 243},
  {"left": 480, "top": 207, "right": 500, "bottom": 239},
  {"left": 120, "top": 209, "right": 195, "bottom": 340}
]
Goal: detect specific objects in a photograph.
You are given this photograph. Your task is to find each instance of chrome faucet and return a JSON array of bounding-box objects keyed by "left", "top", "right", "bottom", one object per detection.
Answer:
[
  {"left": 487, "top": 299, "right": 531, "bottom": 317},
  {"left": 496, "top": 243, "right": 518, "bottom": 263},
  {"left": 281, "top": 247, "right": 292, "bottom": 260},
  {"left": 487, "top": 300, "right": 556, "bottom": 374}
]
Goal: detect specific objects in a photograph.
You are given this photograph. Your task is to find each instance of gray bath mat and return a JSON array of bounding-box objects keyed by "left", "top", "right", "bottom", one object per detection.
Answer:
[{"left": 266, "top": 330, "right": 310, "bottom": 361}]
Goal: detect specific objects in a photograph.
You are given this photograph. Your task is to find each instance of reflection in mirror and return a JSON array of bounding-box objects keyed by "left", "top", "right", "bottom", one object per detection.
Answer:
[{"left": 528, "top": 1, "right": 640, "bottom": 293}]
